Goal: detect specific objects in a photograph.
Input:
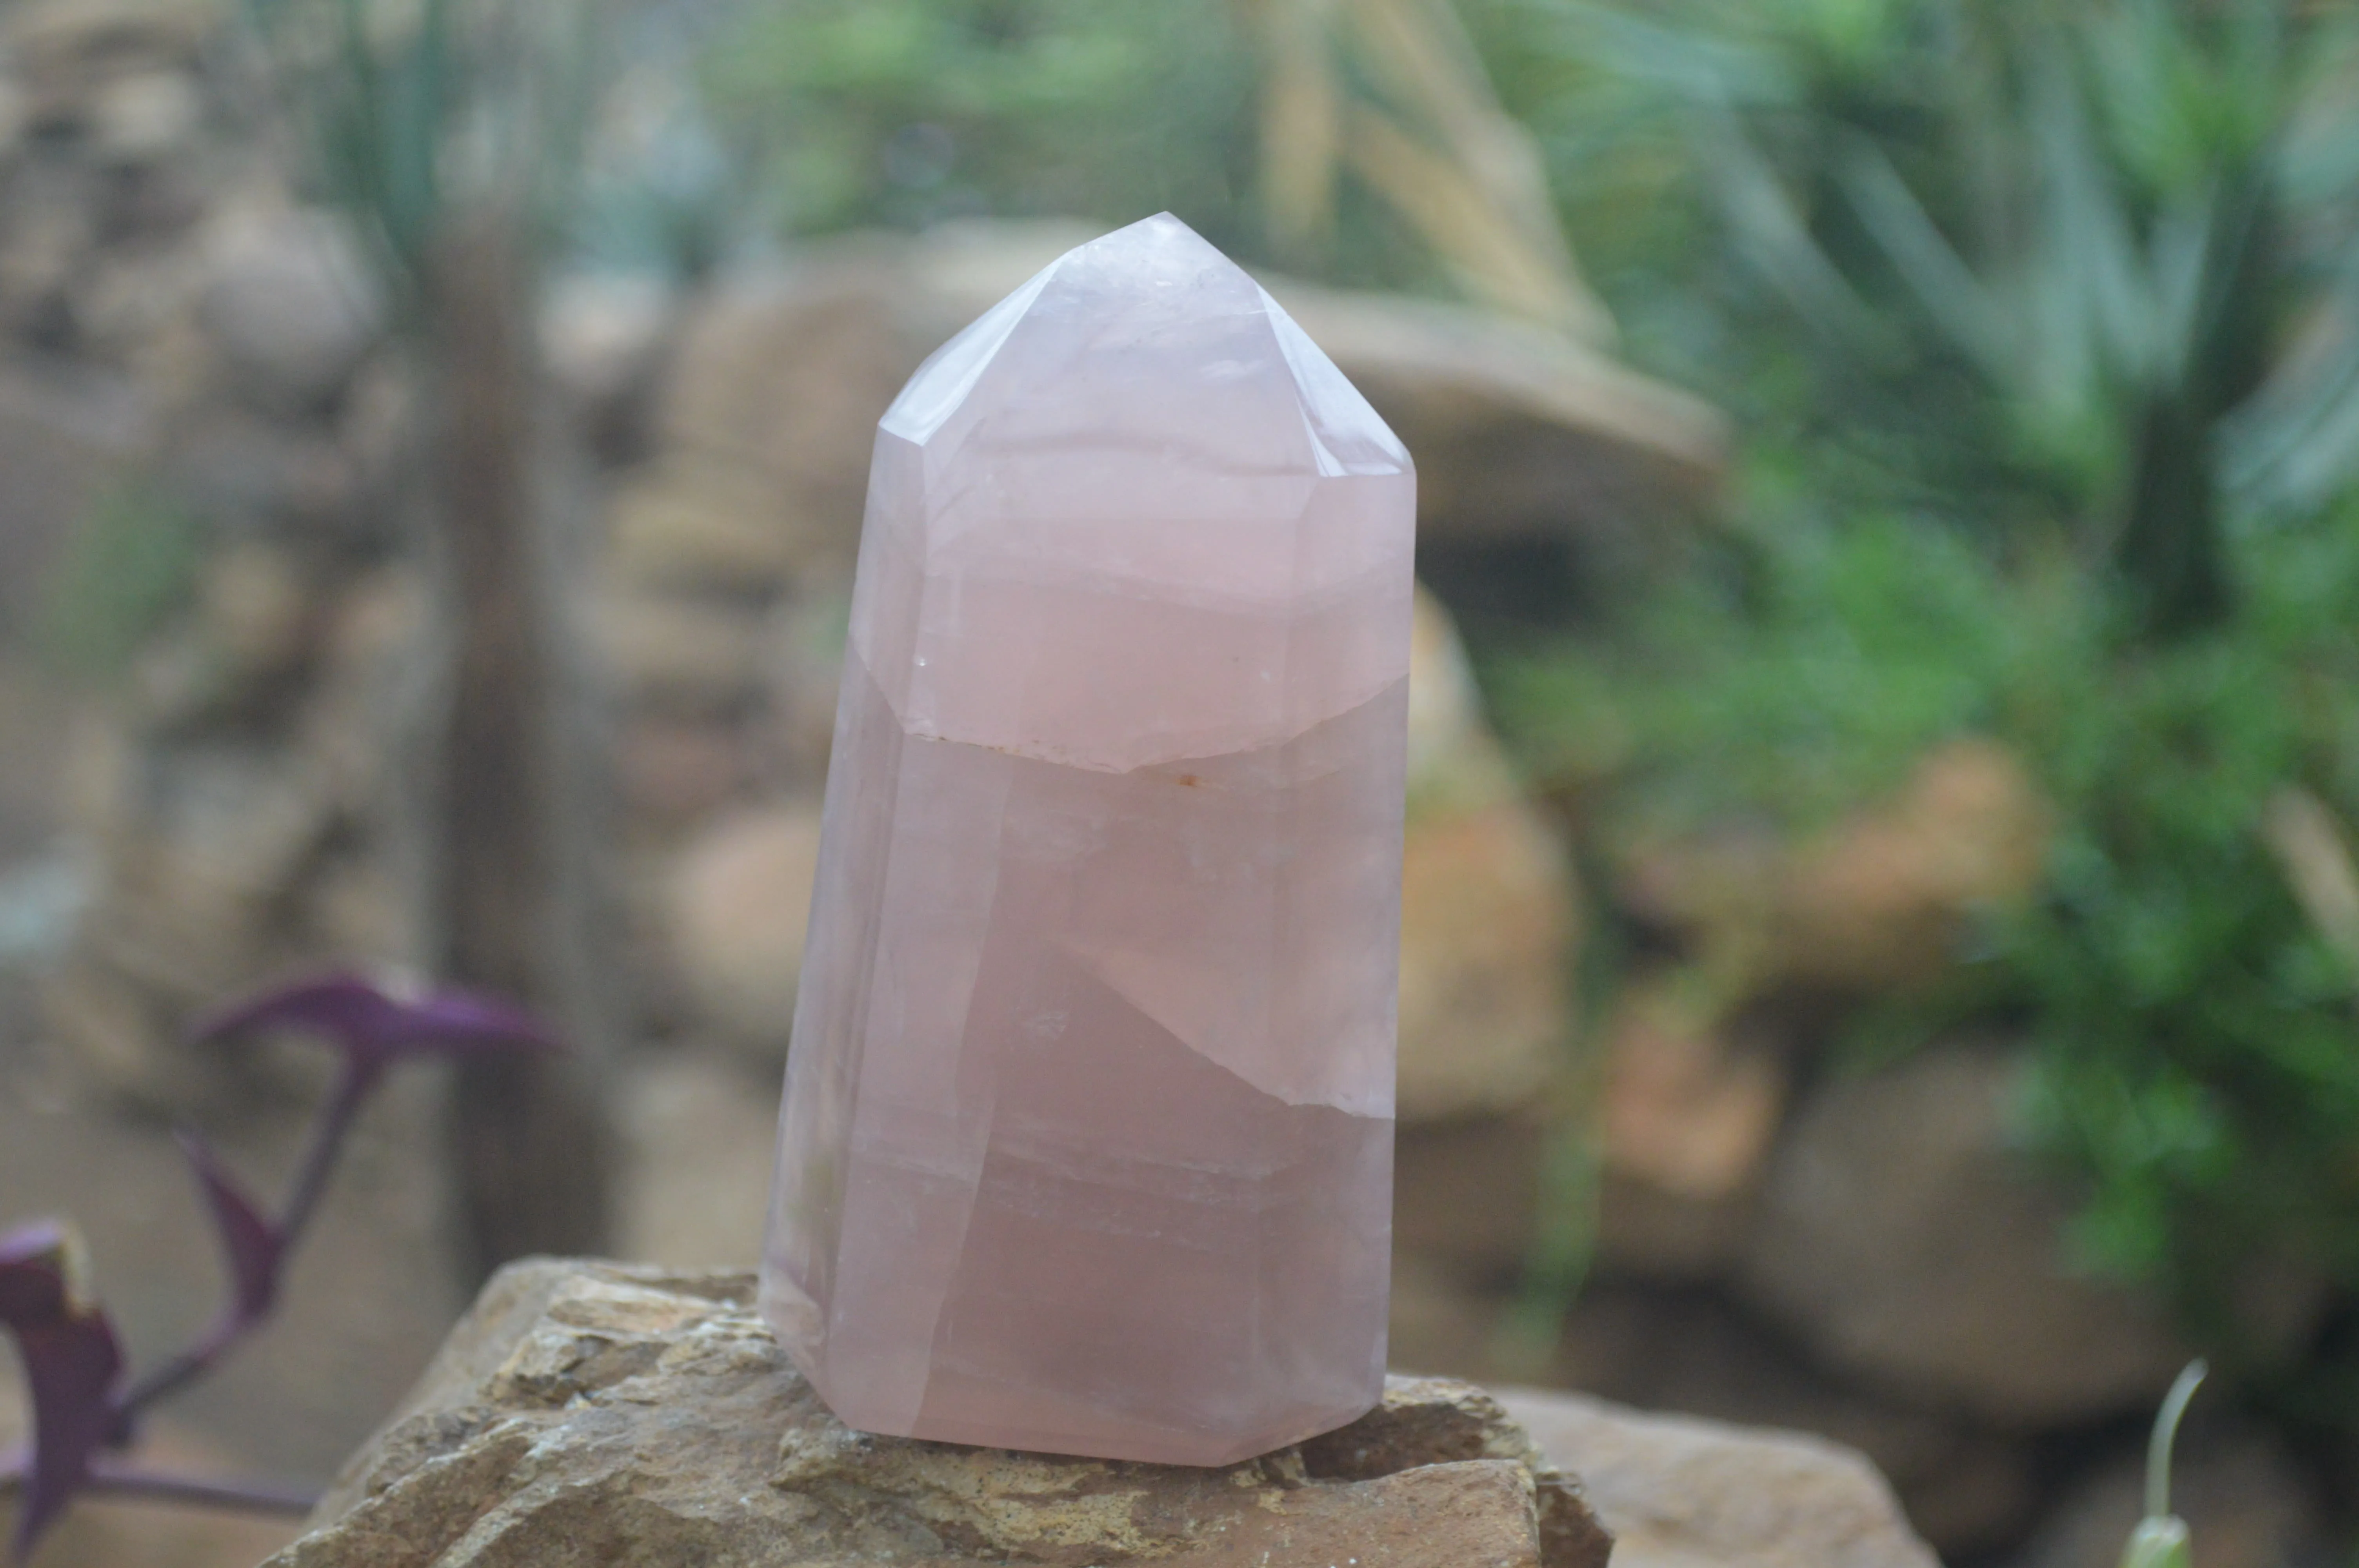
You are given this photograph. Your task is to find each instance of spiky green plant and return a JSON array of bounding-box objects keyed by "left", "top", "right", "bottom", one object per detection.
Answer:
[{"left": 1501, "top": 0, "right": 2359, "bottom": 641}]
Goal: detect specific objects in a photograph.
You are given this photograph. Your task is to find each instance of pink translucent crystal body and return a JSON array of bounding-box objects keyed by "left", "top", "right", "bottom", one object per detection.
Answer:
[{"left": 760, "top": 214, "right": 1415, "bottom": 1466}]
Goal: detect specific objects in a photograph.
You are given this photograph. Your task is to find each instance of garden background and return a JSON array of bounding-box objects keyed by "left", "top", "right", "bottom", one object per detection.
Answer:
[{"left": 0, "top": 0, "right": 2354, "bottom": 1563}]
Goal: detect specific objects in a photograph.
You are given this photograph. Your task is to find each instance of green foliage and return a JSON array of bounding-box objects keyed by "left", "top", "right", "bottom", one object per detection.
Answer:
[
  {"left": 35, "top": 485, "right": 203, "bottom": 684},
  {"left": 1489, "top": 0, "right": 2359, "bottom": 639},
  {"left": 1491, "top": 503, "right": 2068, "bottom": 836},
  {"left": 242, "top": 0, "right": 607, "bottom": 309},
  {"left": 700, "top": 0, "right": 1259, "bottom": 249},
  {"left": 1491, "top": 486, "right": 2359, "bottom": 1374},
  {"left": 2002, "top": 520, "right": 2359, "bottom": 1324},
  {"left": 1459, "top": 0, "right": 2359, "bottom": 1402}
]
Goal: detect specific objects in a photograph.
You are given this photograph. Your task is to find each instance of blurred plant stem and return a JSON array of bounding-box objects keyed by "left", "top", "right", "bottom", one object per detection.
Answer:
[
  {"left": 422, "top": 211, "right": 612, "bottom": 1276},
  {"left": 241, "top": 0, "right": 617, "bottom": 1279}
]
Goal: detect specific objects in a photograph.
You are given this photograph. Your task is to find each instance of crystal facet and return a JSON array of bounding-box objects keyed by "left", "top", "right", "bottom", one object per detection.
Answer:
[{"left": 760, "top": 214, "right": 1415, "bottom": 1466}]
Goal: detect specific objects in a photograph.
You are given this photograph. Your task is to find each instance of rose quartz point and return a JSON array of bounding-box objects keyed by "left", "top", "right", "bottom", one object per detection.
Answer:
[{"left": 760, "top": 213, "right": 1415, "bottom": 1466}]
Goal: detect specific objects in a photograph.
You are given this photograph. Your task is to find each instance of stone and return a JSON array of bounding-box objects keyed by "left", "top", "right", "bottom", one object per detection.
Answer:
[
  {"left": 0, "top": 191, "right": 96, "bottom": 347},
  {"left": 616, "top": 712, "right": 750, "bottom": 824},
  {"left": 541, "top": 270, "right": 675, "bottom": 461},
  {"left": 0, "top": 363, "right": 147, "bottom": 641},
  {"left": 1618, "top": 737, "right": 2050, "bottom": 999},
  {"left": 1403, "top": 585, "right": 1520, "bottom": 817},
  {"left": 655, "top": 258, "right": 917, "bottom": 586},
  {"left": 269, "top": 1259, "right": 1604, "bottom": 1568},
  {"left": 1547, "top": 1283, "right": 2039, "bottom": 1558},
  {"left": 758, "top": 587, "right": 856, "bottom": 783},
  {"left": 5, "top": 0, "right": 209, "bottom": 93},
  {"left": 196, "top": 203, "right": 380, "bottom": 414},
  {"left": 302, "top": 851, "right": 411, "bottom": 967},
  {"left": 663, "top": 804, "right": 823, "bottom": 1056},
  {"left": 1777, "top": 737, "right": 2050, "bottom": 992},
  {"left": 765, "top": 214, "right": 1416, "bottom": 1464},
  {"left": 1396, "top": 800, "right": 1569, "bottom": 1119},
  {"left": 1498, "top": 1385, "right": 1942, "bottom": 1568},
  {"left": 1598, "top": 982, "right": 1784, "bottom": 1203},
  {"left": 86, "top": 67, "right": 203, "bottom": 163},
  {"left": 1396, "top": 587, "right": 1576, "bottom": 1122},
  {"left": 1299, "top": 1377, "right": 1613, "bottom": 1568},
  {"left": 606, "top": 458, "right": 810, "bottom": 593},
  {"left": 154, "top": 406, "right": 353, "bottom": 537},
  {"left": 1737, "top": 1040, "right": 2191, "bottom": 1426},
  {"left": 596, "top": 591, "right": 771, "bottom": 715},
  {"left": 194, "top": 538, "right": 318, "bottom": 683}
]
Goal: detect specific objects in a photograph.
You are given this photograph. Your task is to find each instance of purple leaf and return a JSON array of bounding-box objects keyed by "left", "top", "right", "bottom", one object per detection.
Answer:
[
  {"left": 173, "top": 1133, "right": 283, "bottom": 1325},
  {"left": 0, "top": 1223, "right": 124, "bottom": 1561},
  {"left": 187, "top": 969, "right": 563, "bottom": 1070}
]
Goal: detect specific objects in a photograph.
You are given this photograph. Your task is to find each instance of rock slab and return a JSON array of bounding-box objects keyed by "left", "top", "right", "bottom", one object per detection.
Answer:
[
  {"left": 1498, "top": 1388, "right": 1941, "bottom": 1568},
  {"left": 269, "top": 1259, "right": 1609, "bottom": 1568}
]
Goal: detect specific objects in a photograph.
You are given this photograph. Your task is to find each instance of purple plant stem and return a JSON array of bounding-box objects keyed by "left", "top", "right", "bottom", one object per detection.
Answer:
[
  {"left": 109, "top": 1058, "right": 383, "bottom": 1429},
  {"left": 2, "top": 1445, "right": 317, "bottom": 1517},
  {"left": 264, "top": 1056, "right": 385, "bottom": 1259}
]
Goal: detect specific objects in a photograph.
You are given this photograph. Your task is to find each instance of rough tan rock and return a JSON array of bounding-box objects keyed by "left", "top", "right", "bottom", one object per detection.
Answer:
[
  {"left": 1598, "top": 983, "right": 1784, "bottom": 1205},
  {"left": 270, "top": 1259, "right": 1609, "bottom": 1568},
  {"left": 1299, "top": 1377, "right": 1612, "bottom": 1568},
  {"left": 1737, "top": 1041, "right": 2190, "bottom": 1426},
  {"left": 1779, "top": 738, "right": 2050, "bottom": 991},
  {"left": 1498, "top": 1385, "right": 1942, "bottom": 1568},
  {"left": 1398, "top": 805, "right": 1575, "bottom": 1121},
  {"left": 1619, "top": 738, "right": 2050, "bottom": 999}
]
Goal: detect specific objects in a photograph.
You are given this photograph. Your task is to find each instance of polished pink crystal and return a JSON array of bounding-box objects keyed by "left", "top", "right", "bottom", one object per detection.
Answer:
[{"left": 760, "top": 214, "right": 1415, "bottom": 1465}]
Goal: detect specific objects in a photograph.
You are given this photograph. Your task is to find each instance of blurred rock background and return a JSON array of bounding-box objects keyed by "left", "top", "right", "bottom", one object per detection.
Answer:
[{"left": 0, "top": 1, "right": 2354, "bottom": 1565}]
